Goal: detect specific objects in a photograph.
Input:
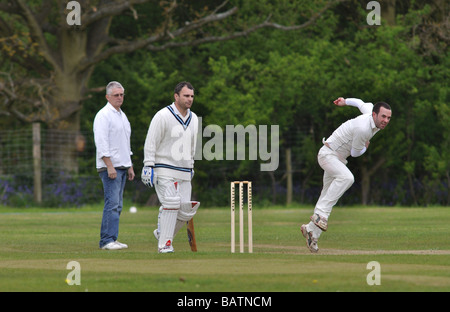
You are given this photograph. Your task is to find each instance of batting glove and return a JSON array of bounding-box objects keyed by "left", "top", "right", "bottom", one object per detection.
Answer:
[{"left": 141, "top": 166, "right": 155, "bottom": 187}]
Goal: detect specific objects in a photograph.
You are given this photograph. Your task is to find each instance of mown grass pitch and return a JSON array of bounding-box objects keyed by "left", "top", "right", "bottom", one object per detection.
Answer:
[{"left": 0, "top": 205, "right": 449, "bottom": 292}]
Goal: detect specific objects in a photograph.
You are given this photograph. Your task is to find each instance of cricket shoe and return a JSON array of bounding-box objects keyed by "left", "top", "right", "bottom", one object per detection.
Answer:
[
  {"left": 159, "top": 240, "right": 174, "bottom": 253},
  {"left": 300, "top": 224, "right": 319, "bottom": 253},
  {"left": 311, "top": 213, "right": 328, "bottom": 231}
]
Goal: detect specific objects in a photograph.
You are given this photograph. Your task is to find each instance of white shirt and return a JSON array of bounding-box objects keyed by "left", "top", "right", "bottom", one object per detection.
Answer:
[
  {"left": 324, "top": 98, "right": 379, "bottom": 160},
  {"left": 143, "top": 103, "right": 198, "bottom": 180},
  {"left": 93, "top": 102, "right": 133, "bottom": 169}
]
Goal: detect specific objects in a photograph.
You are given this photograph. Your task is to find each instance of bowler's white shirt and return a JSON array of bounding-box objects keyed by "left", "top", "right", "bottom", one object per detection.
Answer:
[
  {"left": 93, "top": 102, "right": 133, "bottom": 169},
  {"left": 324, "top": 98, "right": 380, "bottom": 160}
]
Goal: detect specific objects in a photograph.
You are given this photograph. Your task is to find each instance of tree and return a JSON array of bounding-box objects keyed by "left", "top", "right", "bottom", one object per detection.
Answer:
[
  {"left": 0, "top": 0, "right": 345, "bottom": 170},
  {"left": 195, "top": 0, "right": 449, "bottom": 206},
  {"left": 0, "top": 0, "right": 344, "bottom": 128}
]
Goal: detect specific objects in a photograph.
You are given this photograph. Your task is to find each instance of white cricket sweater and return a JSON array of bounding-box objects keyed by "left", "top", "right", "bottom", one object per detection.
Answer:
[
  {"left": 143, "top": 103, "right": 199, "bottom": 180},
  {"left": 324, "top": 98, "right": 379, "bottom": 160}
]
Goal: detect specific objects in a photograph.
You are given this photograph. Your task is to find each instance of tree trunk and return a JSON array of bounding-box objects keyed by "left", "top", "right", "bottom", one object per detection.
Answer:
[
  {"left": 361, "top": 166, "right": 370, "bottom": 205},
  {"left": 359, "top": 157, "right": 386, "bottom": 205},
  {"left": 382, "top": 0, "right": 396, "bottom": 26},
  {"left": 44, "top": 29, "right": 96, "bottom": 173},
  {"left": 268, "top": 171, "right": 277, "bottom": 204}
]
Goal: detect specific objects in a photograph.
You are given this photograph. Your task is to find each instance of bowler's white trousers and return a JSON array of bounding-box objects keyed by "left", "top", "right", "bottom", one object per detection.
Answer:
[{"left": 308, "top": 146, "right": 354, "bottom": 238}]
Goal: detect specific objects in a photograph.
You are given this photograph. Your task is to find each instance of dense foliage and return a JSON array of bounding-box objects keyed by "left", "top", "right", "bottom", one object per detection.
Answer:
[{"left": 1, "top": 0, "right": 448, "bottom": 207}]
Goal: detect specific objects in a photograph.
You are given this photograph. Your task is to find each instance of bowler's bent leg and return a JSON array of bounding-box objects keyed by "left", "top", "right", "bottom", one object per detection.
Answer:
[{"left": 308, "top": 153, "right": 354, "bottom": 238}]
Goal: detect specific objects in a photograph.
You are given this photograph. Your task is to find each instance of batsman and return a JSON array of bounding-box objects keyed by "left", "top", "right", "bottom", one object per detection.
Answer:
[{"left": 142, "top": 82, "right": 200, "bottom": 253}]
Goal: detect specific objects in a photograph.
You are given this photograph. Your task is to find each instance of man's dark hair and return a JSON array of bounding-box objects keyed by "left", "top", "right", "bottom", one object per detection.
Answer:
[
  {"left": 373, "top": 102, "right": 391, "bottom": 114},
  {"left": 174, "top": 81, "right": 194, "bottom": 95}
]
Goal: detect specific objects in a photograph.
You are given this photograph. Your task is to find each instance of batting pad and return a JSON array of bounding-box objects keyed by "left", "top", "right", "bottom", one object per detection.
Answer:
[
  {"left": 173, "top": 219, "right": 185, "bottom": 237},
  {"left": 159, "top": 208, "right": 178, "bottom": 249},
  {"left": 156, "top": 178, "right": 181, "bottom": 209},
  {"left": 177, "top": 201, "right": 200, "bottom": 222}
]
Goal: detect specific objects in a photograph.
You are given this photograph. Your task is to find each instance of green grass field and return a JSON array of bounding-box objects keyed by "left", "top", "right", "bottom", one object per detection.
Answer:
[{"left": 1, "top": 205, "right": 449, "bottom": 292}]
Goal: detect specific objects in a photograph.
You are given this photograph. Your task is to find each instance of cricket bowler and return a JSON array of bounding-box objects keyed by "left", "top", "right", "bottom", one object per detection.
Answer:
[{"left": 301, "top": 97, "right": 392, "bottom": 252}]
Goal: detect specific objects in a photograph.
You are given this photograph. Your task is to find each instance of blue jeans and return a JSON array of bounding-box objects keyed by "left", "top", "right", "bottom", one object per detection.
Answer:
[{"left": 99, "top": 169, "right": 127, "bottom": 248}]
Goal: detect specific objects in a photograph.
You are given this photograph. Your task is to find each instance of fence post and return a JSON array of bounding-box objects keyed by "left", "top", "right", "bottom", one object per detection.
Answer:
[
  {"left": 32, "top": 123, "right": 42, "bottom": 203},
  {"left": 286, "top": 147, "right": 292, "bottom": 205}
]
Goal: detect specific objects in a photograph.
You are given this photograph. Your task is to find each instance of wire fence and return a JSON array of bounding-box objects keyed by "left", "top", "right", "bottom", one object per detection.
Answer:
[
  {"left": 0, "top": 123, "right": 315, "bottom": 207},
  {"left": 0, "top": 125, "right": 100, "bottom": 207},
  {"left": 1, "top": 124, "right": 447, "bottom": 207}
]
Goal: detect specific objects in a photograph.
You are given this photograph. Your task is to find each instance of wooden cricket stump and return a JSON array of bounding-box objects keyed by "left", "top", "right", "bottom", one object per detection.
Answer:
[{"left": 230, "top": 181, "right": 253, "bottom": 253}]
